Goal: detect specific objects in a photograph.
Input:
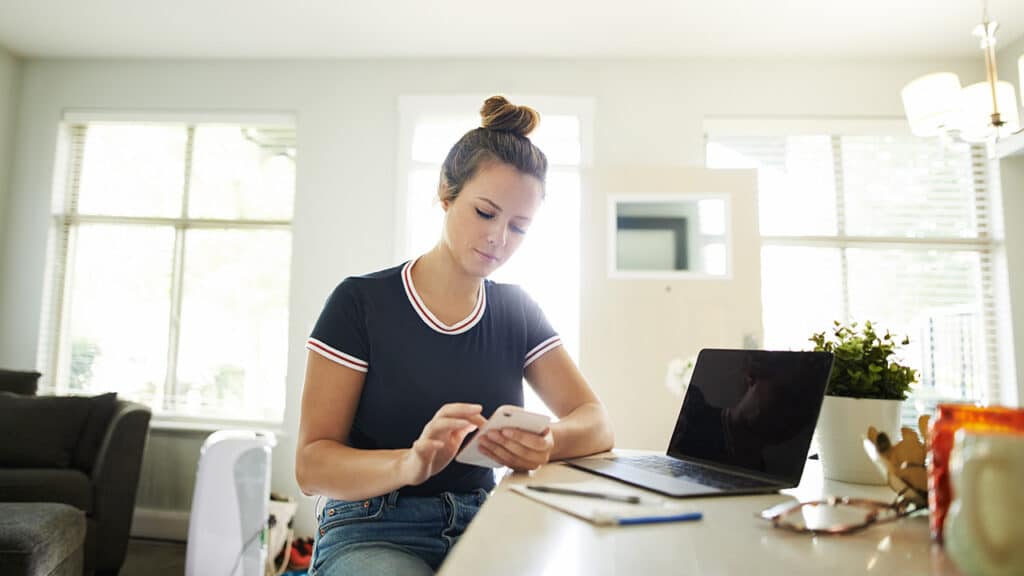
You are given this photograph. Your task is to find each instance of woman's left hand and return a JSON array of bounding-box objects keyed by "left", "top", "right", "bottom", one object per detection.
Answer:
[{"left": 477, "top": 427, "right": 554, "bottom": 471}]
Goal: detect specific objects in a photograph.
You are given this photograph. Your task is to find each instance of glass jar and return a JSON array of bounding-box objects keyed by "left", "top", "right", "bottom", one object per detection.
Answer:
[{"left": 928, "top": 403, "right": 1024, "bottom": 543}]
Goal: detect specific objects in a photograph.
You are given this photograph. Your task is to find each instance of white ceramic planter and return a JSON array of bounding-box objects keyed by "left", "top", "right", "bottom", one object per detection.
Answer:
[{"left": 816, "top": 396, "right": 902, "bottom": 485}]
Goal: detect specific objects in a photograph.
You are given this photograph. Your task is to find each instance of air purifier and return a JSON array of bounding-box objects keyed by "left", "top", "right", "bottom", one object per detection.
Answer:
[{"left": 185, "top": 430, "right": 276, "bottom": 576}]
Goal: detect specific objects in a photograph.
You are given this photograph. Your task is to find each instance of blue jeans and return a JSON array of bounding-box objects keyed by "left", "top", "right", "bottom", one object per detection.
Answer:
[{"left": 310, "top": 488, "right": 489, "bottom": 575}]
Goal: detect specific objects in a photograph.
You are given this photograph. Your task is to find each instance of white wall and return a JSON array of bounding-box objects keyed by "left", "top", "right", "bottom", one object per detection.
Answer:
[
  {"left": 996, "top": 36, "right": 1024, "bottom": 405},
  {"left": 0, "top": 47, "right": 20, "bottom": 314},
  {"left": 996, "top": 156, "right": 1024, "bottom": 405},
  {"left": 0, "top": 56, "right": 996, "bottom": 538}
]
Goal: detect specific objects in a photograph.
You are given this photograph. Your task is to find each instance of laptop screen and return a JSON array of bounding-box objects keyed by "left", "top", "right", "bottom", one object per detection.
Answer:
[{"left": 667, "top": 349, "right": 834, "bottom": 484}]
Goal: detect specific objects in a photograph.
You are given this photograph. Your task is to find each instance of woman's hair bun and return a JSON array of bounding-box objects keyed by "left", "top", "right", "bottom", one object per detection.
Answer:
[{"left": 479, "top": 95, "right": 539, "bottom": 137}]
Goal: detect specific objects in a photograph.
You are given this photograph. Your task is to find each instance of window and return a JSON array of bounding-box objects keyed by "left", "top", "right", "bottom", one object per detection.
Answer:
[
  {"left": 398, "top": 96, "right": 593, "bottom": 414},
  {"left": 705, "top": 123, "right": 999, "bottom": 413},
  {"left": 39, "top": 117, "right": 296, "bottom": 423}
]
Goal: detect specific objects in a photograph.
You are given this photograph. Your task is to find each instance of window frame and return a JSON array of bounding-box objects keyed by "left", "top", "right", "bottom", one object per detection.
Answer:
[
  {"left": 704, "top": 118, "right": 1003, "bottom": 410},
  {"left": 395, "top": 94, "right": 595, "bottom": 263},
  {"left": 39, "top": 113, "right": 296, "bottom": 426},
  {"left": 394, "top": 95, "right": 594, "bottom": 417}
]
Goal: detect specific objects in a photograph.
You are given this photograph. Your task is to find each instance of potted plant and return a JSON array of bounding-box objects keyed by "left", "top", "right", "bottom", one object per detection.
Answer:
[{"left": 810, "top": 320, "right": 917, "bottom": 484}]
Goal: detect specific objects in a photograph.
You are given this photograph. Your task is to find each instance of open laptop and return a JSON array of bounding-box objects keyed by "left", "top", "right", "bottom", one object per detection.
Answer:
[{"left": 567, "top": 349, "right": 834, "bottom": 497}]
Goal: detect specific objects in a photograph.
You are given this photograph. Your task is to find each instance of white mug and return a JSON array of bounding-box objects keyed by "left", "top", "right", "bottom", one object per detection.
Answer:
[{"left": 944, "top": 430, "right": 1024, "bottom": 576}]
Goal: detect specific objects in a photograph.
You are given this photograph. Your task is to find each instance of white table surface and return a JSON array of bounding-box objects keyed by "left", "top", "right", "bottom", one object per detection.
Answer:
[{"left": 438, "top": 450, "right": 963, "bottom": 576}]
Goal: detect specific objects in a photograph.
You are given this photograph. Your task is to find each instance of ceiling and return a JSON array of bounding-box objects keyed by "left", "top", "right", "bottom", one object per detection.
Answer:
[{"left": 0, "top": 0, "right": 1022, "bottom": 60}]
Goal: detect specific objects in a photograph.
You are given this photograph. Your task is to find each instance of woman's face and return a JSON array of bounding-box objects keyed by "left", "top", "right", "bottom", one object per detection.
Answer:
[{"left": 441, "top": 161, "right": 544, "bottom": 278}]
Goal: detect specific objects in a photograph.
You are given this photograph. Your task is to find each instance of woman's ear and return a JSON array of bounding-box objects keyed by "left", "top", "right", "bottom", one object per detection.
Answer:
[{"left": 438, "top": 184, "right": 451, "bottom": 211}]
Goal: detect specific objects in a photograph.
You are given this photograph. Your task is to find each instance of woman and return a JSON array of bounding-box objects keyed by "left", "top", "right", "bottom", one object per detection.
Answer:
[{"left": 296, "top": 95, "right": 614, "bottom": 575}]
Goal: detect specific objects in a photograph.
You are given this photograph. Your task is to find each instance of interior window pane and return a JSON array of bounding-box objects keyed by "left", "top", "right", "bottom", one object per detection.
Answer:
[
  {"left": 846, "top": 248, "right": 986, "bottom": 402},
  {"left": 175, "top": 229, "right": 292, "bottom": 421},
  {"left": 530, "top": 115, "right": 581, "bottom": 165},
  {"left": 406, "top": 167, "right": 445, "bottom": 259},
  {"left": 702, "top": 243, "right": 727, "bottom": 276},
  {"left": 405, "top": 104, "right": 584, "bottom": 418},
  {"left": 407, "top": 168, "right": 583, "bottom": 362},
  {"left": 760, "top": 245, "right": 844, "bottom": 350},
  {"left": 189, "top": 126, "right": 296, "bottom": 220},
  {"left": 842, "top": 136, "right": 978, "bottom": 238},
  {"left": 64, "top": 224, "right": 174, "bottom": 405},
  {"left": 698, "top": 199, "right": 726, "bottom": 235},
  {"left": 491, "top": 169, "right": 581, "bottom": 351},
  {"left": 490, "top": 169, "right": 582, "bottom": 414},
  {"left": 77, "top": 124, "right": 186, "bottom": 217},
  {"left": 617, "top": 229, "right": 676, "bottom": 269},
  {"left": 707, "top": 136, "right": 837, "bottom": 236},
  {"left": 412, "top": 115, "right": 477, "bottom": 164},
  {"left": 709, "top": 128, "right": 993, "bottom": 411}
]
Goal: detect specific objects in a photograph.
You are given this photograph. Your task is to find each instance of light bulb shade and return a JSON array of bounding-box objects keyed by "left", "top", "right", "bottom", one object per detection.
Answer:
[
  {"left": 1019, "top": 54, "right": 1024, "bottom": 108},
  {"left": 901, "top": 73, "right": 963, "bottom": 137},
  {"left": 958, "top": 81, "right": 1020, "bottom": 143}
]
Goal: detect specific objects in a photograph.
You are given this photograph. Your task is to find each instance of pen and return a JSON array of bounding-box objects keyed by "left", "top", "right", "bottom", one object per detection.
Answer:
[
  {"left": 614, "top": 512, "right": 703, "bottom": 525},
  {"left": 525, "top": 485, "right": 642, "bottom": 504}
]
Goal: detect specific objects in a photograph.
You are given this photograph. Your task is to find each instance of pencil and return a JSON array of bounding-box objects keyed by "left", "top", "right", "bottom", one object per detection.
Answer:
[{"left": 525, "top": 485, "right": 642, "bottom": 504}]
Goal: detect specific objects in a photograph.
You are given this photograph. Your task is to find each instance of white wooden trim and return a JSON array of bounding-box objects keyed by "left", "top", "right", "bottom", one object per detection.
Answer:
[
  {"left": 702, "top": 116, "right": 909, "bottom": 137},
  {"left": 63, "top": 109, "right": 295, "bottom": 127},
  {"left": 607, "top": 193, "right": 733, "bottom": 280},
  {"left": 131, "top": 507, "right": 190, "bottom": 542}
]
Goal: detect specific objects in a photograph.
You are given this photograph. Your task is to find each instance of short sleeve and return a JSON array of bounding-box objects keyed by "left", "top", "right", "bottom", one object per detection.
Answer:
[
  {"left": 521, "top": 287, "right": 561, "bottom": 368},
  {"left": 306, "top": 279, "right": 370, "bottom": 373}
]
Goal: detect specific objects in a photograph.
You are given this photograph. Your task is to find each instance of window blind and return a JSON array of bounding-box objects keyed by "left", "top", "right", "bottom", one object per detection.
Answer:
[
  {"left": 37, "top": 120, "right": 296, "bottom": 423},
  {"left": 706, "top": 129, "right": 999, "bottom": 408}
]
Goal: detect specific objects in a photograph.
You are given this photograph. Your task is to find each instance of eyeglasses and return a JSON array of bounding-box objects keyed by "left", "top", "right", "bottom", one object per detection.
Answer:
[{"left": 759, "top": 494, "right": 925, "bottom": 535}]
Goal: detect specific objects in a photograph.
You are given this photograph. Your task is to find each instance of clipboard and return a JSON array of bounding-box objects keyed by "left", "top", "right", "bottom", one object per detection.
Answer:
[{"left": 509, "top": 482, "right": 702, "bottom": 526}]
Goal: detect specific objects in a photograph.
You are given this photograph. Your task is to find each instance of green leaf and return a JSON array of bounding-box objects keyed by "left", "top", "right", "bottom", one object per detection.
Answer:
[{"left": 811, "top": 320, "right": 916, "bottom": 400}]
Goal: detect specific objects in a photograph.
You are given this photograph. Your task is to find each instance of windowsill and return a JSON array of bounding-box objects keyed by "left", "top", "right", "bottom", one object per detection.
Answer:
[
  {"left": 149, "top": 415, "right": 286, "bottom": 437},
  {"left": 39, "top": 387, "right": 288, "bottom": 436}
]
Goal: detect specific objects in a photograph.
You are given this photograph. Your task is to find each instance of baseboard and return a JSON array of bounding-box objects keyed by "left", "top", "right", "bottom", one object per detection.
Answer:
[{"left": 131, "top": 507, "right": 190, "bottom": 542}]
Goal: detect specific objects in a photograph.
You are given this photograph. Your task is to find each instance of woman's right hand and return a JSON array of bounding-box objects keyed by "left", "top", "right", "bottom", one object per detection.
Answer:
[{"left": 399, "top": 403, "right": 488, "bottom": 486}]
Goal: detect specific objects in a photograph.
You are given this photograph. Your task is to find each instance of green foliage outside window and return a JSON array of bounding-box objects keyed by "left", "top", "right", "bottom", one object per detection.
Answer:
[{"left": 70, "top": 338, "right": 100, "bottom": 391}]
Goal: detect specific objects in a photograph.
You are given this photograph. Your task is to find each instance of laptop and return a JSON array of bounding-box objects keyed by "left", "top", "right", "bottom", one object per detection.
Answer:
[{"left": 567, "top": 348, "right": 834, "bottom": 497}]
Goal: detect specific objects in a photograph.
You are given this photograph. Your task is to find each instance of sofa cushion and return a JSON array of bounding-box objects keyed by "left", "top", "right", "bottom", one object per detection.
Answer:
[
  {"left": 0, "top": 468, "right": 93, "bottom": 514},
  {"left": 0, "top": 369, "right": 41, "bottom": 396},
  {"left": 72, "top": 392, "right": 118, "bottom": 473},
  {"left": 0, "top": 392, "right": 91, "bottom": 468},
  {"left": 0, "top": 502, "right": 86, "bottom": 576}
]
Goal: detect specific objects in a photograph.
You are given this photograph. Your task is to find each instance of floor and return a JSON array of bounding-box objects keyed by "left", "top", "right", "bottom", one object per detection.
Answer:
[
  {"left": 121, "top": 538, "right": 187, "bottom": 576},
  {"left": 120, "top": 538, "right": 309, "bottom": 575}
]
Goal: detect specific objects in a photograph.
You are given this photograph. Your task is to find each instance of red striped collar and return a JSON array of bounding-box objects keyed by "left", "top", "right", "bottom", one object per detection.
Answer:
[{"left": 401, "top": 258, "right": 486, "bottom": 335}]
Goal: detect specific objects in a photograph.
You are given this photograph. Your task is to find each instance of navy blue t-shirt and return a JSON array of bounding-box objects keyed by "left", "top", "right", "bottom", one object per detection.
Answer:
[{"left": 306, "top": 259, "right": 561, "bottom": 496}]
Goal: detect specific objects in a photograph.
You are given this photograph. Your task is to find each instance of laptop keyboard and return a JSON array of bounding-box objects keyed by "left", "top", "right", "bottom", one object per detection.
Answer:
[{"left": 614, "top": 455, "right": 776, "bottom": 490}]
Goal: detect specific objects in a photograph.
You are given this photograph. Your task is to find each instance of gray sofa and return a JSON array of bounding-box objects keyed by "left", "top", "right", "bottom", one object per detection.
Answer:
[
  {"left": 0, "top": 370, "right": 151, "bottom": 575},
  {"left": 0, "top": 502, "right": 86, "bottom": 576}
]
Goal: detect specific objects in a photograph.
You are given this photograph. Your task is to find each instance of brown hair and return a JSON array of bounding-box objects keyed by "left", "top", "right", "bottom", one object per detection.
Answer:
[{"left": 439, "top": 95, "right": 548, "bottom": 203}]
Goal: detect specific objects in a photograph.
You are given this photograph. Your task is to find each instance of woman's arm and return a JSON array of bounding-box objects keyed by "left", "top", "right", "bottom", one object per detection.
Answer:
[
  {"left": 477, "top": 346, "right": 613, "bottom": 469},
  {"left": 295, "top": 352, "right": 486, "bottom": 501},
  {"left": 295, "top": 351, "right": 405, "bottom": 501},
  {"left": 525, "top": 346, "right": 615, "bottom": 460}
]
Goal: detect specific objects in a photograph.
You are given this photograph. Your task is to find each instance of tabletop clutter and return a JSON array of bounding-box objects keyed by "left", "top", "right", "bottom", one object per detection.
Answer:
[
  {"left": 776, "top": 403, "right": 1024, "bottom": 576},
  {"left": 513, "top": 403, "right": 1024, "bottom": 576}
]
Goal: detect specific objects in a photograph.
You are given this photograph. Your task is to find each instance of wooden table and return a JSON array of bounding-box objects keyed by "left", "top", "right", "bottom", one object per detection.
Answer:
[{"left": 439, "top": 451, "right": 963, "bottom": 575}]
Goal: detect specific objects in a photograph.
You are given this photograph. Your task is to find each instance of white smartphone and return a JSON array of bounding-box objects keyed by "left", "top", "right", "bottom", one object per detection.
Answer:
[{"left": 455, "top": 405, "right": 551, "bottom": 468}]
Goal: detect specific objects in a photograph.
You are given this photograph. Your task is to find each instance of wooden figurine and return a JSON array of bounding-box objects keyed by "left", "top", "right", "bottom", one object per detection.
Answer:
[{"left": 862, "top": 415, "right": 930, "bottom": 507}]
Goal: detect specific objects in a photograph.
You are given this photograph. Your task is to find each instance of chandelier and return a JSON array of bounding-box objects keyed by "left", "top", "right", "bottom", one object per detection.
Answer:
[{"left": 901, "top": 3, "right": 1023, "bottom": 143}]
